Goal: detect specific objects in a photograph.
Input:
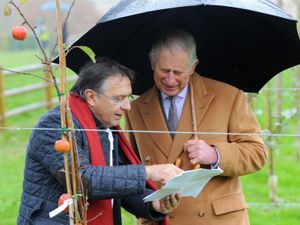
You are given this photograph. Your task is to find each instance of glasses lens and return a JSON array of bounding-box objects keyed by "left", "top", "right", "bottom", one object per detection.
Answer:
[
  {"left": 98, "top": 92, "right": 134, "bottom": 106},
  {"left": 128, "top": 95, "right": 134, "bottom": 101}
]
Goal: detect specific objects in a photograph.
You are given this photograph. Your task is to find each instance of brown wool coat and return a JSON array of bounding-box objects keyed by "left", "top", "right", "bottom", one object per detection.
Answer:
[{"left": 125, "top": 74, "right": 268, "bottom": 225}]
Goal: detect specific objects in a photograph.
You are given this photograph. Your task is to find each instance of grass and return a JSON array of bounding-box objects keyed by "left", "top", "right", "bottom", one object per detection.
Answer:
[
  {"left": 0, "top": 110, "right": 39, "bottom": 225},
  {"left": 0, "top": 50, "right": 300, "bottom": 225},
  {"left": 249, "top": 207, "right": 300, "bottom": 225},
  {"left": 0, "top": 49, "right": 42, "bottom": 67},
  {"left": 0, "top": 141, "right": 26, "bottom": 225}
]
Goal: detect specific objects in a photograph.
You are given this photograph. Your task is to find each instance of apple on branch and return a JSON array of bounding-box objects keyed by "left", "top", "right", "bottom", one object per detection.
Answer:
[{"left": 11, "top": 26, "right": 27, "bottom": 41}]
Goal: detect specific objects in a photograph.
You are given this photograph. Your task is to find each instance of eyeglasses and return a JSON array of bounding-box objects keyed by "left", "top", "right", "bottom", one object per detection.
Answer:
[{"left": 97, "top": 92, "right": 134, "bottom": 107}]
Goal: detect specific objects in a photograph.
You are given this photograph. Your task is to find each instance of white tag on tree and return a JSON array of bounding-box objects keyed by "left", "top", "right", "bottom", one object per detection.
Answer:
[{"left": 49, "top": 198, "right": 73, "bottom": 218}]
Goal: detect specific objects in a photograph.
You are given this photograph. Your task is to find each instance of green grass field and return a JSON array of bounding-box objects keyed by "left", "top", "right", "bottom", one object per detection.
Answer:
[{"left": 1, "top": 50, "right": 300, "bottom": 225}]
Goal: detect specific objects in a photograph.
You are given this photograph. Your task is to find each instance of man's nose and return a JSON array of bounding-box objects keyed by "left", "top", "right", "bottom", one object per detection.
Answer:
[
  {"left": 121, "top": 99, "right": 131, "bottom": 111},
  {"left": 165, "top": 72, "right": 175, "bottom": 82}
]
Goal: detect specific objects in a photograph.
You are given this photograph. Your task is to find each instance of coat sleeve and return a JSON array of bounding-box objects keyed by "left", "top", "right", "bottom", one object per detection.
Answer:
[
  {"left": 213, "top": 90, "right": 268, "bottom": 177},
  {"left": 28, "top": 107, "right": 148, "bottom": 200}
]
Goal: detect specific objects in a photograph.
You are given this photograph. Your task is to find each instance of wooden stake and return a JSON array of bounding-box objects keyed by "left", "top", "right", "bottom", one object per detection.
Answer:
[
  {"left": 55, "top": 0, "right": 79, "bottom": 224},
  {"left": 60, "top": 98, "right": 74, "bottom": 224},
  {"left": 44, "top": 64, "right": 53, "bottom": 110},
  {"left": 189, "top": 82, "right": 201, "bottom": 169},
  {"left": 66, "top": 101, "right": 87, "bottom": 224},
  {"left": 175, "top": 81, "right": 201, "bottom": 170},
  {"left": 0, "top": 68, "right": 5, "bottom": 127}
]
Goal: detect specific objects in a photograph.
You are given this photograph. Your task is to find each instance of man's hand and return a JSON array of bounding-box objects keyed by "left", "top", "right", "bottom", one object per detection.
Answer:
[
  {"left": 145, "top": 164, "right": 183, "bottom": 184},
  {"left": 183, "top": 139, "right": 218, "bottom": 165},
  {"left": 152, "top": 193, "right": 181, "bottom": 214}
]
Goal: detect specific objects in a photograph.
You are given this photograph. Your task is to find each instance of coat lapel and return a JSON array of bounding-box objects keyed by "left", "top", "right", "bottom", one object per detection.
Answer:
[
  {"left": 192, "top": 74, "right": 215, "bottom": 128},
  {"left": 137, "top": 87, "right": 172, "bottom": 157}
]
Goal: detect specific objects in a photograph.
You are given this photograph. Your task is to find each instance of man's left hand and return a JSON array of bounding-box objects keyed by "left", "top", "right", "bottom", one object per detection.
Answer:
[{"left": 152, "top": 193, "right": 181, "bottom": 214}]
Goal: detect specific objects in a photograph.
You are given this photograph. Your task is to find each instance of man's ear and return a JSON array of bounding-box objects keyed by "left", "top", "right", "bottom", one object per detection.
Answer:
[
  {"left": 84, "top": 89, "right": 96, "bottom": 107},
  {"left": 189, "top": 59, "right": 199, "bottom": 75}
]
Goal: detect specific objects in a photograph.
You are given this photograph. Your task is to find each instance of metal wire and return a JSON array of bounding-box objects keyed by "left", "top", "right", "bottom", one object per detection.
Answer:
[{"left": 1, "top": 126, "right": 300, "bottom": 137}]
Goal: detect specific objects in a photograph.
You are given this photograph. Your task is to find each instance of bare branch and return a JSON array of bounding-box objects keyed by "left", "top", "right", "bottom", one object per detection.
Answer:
[
  {"left": 0, "top": 67, "right": 53, "bottom": 84},
  {"left": 9, "top": 0, "right": 49, "bottom": 63}
]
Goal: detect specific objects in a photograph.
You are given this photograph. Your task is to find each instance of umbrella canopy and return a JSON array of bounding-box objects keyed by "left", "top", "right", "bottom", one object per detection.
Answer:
[
  {"left": 62, "top": 0, "right": 300, "bottom": 94},
  {"left": 41, "top": 1, "right": 70, "bottom": 12}
]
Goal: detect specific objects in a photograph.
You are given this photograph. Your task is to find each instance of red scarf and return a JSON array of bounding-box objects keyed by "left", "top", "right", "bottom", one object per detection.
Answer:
[{"left": 69, "top": 94, "right": 168, "bottom": 225}]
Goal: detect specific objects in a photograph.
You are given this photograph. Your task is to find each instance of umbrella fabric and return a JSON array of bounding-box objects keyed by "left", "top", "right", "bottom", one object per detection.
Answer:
[
  {"left": 41, "top": 1, "right": 70, "bottom": 12},
  {"left": 63, "top": 0, "right": 300, "bottom": 94}
]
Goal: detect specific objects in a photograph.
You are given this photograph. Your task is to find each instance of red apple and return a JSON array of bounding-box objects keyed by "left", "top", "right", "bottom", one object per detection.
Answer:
[
  {"left": 54, "top": 139, "right": 70, "bottom": 153},
  {"left": 11, "top": 26, "right": 27, "bottom": 41},
  {"left": 58, "top": 193, "right": 69, "bottom": 213}
]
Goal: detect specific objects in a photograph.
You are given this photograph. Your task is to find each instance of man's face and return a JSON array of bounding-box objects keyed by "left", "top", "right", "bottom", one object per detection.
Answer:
[
  {"left": 152, "top": 48, "right": 198, "bottom": 96},
  {"left": 86, "top": 74, "right": 132, "bottom": 127}
]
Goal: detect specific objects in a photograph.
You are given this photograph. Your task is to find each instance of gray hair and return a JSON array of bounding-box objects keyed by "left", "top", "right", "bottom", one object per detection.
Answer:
[
  {"left": 149, "top": 29, "right": 197, "bottom": 69},
  {"left": 71, "top": 57, "right": 135, "bottom": 100}
]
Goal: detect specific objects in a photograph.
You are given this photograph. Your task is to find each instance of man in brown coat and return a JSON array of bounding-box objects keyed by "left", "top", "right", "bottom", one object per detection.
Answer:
[{"left": 125, "top": 29, "right": 268, "bottom": 225}]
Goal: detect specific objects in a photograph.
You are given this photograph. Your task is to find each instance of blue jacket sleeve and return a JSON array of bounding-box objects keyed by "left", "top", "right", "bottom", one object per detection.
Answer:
[{"left": 121, "top": 188, "right": 165, "bottom": 221}]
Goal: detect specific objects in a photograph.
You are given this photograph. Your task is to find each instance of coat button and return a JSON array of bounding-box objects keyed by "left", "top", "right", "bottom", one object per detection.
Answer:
[
  {"left": 145, "top": 156, "right": 151, "bottom": 162},
  {"left": 198, "top": 211, "right": 205, "bottom": 217}
]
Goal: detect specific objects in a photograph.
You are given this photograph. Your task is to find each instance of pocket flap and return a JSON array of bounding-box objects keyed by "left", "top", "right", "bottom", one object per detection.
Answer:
[{"left": 212, "top": 194, "right": 248, "bottom": 215}]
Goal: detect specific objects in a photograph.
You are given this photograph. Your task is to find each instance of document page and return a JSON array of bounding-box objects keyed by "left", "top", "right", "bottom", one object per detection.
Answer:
[{"left": 144, "top": 168, "right": 223, "bottom": 202}]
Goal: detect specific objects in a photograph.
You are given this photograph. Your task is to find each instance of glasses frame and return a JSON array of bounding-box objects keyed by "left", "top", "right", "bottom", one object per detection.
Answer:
[{"left": 96, "top": 91, "right": 134, "bottom": 107}]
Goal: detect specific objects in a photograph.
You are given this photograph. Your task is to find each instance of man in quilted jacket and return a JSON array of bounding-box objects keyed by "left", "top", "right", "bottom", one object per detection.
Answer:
[{"left": 17, "top": 57, "right": 182, "bottom": 225}]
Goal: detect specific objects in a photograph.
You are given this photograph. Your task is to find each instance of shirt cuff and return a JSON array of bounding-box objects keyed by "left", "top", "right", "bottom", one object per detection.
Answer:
[{"left": 210, "top": 146, "right": 220, "bottom": 169}]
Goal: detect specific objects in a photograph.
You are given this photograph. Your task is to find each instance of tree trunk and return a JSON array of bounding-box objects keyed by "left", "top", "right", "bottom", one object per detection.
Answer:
[
  {"left": 275, "top": 0, "right": 283, "bottom": 135},
  {"left": 275, "top": 74, "right": 282, "bottom": 134},
  {"left": 294, "top": 68, "right": 300, "bottom": 161},
  {"left": 294, "top": 0, "right": 300, "bottom": 162},
  {"left": 265, "top": 82, "right": 278, "bottom": 203}
]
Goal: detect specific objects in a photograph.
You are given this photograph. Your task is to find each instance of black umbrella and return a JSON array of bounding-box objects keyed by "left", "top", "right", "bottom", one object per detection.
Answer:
[{"left": 62, "top": 0, "right": 300, "bottom": 94}]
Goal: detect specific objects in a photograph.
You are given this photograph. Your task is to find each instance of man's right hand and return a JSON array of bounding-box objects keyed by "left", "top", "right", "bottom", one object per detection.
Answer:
[{"left": 145, "top": 164, "right": 183, "bottom": 184}]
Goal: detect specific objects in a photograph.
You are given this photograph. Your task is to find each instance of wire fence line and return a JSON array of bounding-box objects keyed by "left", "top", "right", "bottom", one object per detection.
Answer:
[
  {"left": 1, "top": 126, "right": 300, "bottom": 137},
  {"left": 259, "top": 87, "right": 300, "bottom": 92},
  {"left": 248, "top": 202, "right": 300, "bottom": 208}
]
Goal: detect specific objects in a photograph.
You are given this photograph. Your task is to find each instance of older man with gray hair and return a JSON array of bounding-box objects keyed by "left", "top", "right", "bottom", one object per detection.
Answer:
[{"left": 125, "top": 29, "right": 268, "bottom": 225}]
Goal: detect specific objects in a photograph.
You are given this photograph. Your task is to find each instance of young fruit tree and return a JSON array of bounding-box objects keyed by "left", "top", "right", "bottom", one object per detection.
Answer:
[{"left": 2, "top": 1, "right": 96, "bottom": 224}]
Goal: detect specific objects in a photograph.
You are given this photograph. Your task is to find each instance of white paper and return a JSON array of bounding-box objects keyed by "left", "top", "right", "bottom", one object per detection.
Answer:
[{"left": 143, "top": 168, "right": 223, "bottom": 202}]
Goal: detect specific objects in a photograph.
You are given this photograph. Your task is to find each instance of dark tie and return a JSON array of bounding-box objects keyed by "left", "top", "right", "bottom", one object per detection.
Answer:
[{"left": 167, "top": 96, "right": 179, "bottom": 137}]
